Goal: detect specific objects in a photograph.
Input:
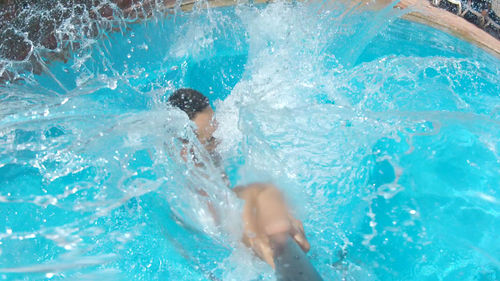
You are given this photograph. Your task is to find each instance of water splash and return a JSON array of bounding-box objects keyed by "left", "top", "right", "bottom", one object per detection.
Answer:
[{"left": 0, "top": 1, "right": 499, "bottom": 280}]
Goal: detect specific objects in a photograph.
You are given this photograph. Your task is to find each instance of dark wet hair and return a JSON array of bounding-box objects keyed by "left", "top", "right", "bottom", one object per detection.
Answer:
[{"left": 168, "top": 88, "right": 210, "bottom": 120}]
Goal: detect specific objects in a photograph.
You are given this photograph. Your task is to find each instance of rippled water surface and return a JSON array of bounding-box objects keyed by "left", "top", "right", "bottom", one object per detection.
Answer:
[{"left": 0, "top": 1, "right": 499, "bottom": 280}]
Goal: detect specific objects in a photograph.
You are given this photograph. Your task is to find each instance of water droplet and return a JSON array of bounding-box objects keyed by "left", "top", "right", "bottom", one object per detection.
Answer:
[{"left": 108, "top": 80, "right": 117, "bottom": 90}]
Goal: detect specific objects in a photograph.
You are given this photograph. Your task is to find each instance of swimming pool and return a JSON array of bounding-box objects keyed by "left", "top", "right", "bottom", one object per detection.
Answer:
[{"left": 0, "top": 1, "right": 499, "bottom": 280}]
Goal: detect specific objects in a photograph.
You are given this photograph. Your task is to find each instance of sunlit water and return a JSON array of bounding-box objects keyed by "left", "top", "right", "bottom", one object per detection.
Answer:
[{"left": 0, "top": 1, "right": 499, "bottom": 280}]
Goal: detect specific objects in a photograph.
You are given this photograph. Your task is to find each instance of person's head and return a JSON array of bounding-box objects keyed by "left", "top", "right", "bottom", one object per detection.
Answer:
[{"left": 168, "top": 88, "right": 217, "bottom": 151}]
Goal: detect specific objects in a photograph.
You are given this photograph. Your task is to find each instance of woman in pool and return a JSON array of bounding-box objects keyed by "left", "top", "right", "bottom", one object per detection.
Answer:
[{"left": 168, "top": 88, "right": 310, "bottom": 268}]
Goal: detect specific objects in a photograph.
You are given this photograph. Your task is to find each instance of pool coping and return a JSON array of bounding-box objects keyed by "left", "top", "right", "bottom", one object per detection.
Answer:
[{"left": 402, "top": 0, "right": 500, "bottom": 58}]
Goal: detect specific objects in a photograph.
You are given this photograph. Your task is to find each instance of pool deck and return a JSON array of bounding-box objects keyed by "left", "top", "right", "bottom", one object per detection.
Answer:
[{"left": 124, "top": 0, "right": 500, "bottom": 58}]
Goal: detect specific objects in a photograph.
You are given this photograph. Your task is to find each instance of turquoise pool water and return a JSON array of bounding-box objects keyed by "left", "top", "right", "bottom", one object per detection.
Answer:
[{"left": 0, "top": 1, "right": 499, "bottom": 280}]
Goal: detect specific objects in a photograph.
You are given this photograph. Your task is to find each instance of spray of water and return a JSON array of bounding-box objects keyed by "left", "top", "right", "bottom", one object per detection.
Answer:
[{"left": 0, "top": 0, "right": 499, "bottom": 280}]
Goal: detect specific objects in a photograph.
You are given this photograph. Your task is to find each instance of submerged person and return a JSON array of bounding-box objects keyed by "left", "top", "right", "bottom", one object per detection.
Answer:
[{"left": 168, "top": 88, "right": 310, "bottom": 268}]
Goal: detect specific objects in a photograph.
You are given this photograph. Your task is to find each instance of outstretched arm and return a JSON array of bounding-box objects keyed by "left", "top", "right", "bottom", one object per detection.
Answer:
[{"left": 234, "top": 183, "right": 310, "bottom": 268}]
